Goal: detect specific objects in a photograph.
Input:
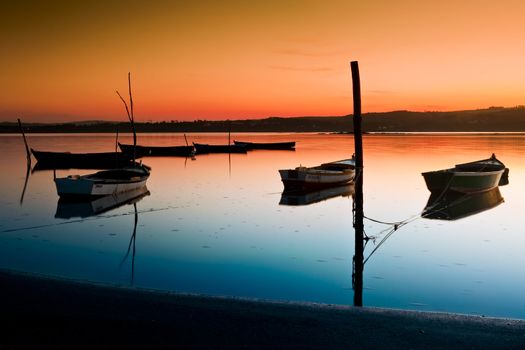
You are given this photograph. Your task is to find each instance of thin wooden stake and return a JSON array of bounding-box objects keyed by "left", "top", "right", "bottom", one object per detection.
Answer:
[
  {"left": 351, "top": 61, "right": 363, "bottom": 169},
  {"left": 17, "top": 118, "right": 31, "bottom": 165},
  {"left": 184, "top": 133, "right": 189, "bottom": 146},
  {"left": 116, "top": 73, "right": 137, "bottom": 163}
]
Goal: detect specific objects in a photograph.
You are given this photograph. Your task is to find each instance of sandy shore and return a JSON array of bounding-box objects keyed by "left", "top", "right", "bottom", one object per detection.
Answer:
[{"left": 1, "top": 269, "right": 524, "bottom": 349}]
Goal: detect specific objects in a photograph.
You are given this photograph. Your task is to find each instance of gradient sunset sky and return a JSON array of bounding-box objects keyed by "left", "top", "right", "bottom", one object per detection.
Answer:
[{"left": 2, "top": 0, "right": 525, "bottom": 122}]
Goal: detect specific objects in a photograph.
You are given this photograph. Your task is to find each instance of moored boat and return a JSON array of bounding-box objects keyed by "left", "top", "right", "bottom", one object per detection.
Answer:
[
  {"left": 193, "top": 143, "right": 247, "bottom": 154},
  {"left": 118, "top": 142, "right": 194, "bottom": 157},
  {"left": 422, "top": 154, "right": 506, "bottom": 194},
  {"left": 31, "top": 149, "right": 134, "bottom": 168},
  {"left": 54, "top": 164, "right": 150, "bottom": 199},
  {"left": 279, "top": 158, "right": 356, "bottom": 190},
  {"left": 233, "top": 140, "right": 295, "bottom": 150}
]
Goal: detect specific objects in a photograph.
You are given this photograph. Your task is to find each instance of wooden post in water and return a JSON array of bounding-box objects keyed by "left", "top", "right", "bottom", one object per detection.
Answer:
[
  {"left": 116, "top": 73, "right": 137, "bottom": 164},
  {"left": 351, "top": 61, "right": 364, "bottom": 307},
  {"left": 17, "top": 118, "right": 31, "bottom": 166}
]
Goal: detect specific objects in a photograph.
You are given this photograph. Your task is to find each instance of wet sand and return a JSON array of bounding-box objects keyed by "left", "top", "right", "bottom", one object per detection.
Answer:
[{"left": 1, "top": 269, "right": 524, "bottom": 349}]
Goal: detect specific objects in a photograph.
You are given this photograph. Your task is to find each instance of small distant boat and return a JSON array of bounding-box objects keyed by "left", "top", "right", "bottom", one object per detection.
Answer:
[
  {"left": 279, "top": 158, "right": 356, "bottom": 190},
  {"left": 54, "top": 164, "right": 150, "bottom": 199},
  {"left": 31, "top": 149, "right": 133, "bottom": 168},
  {"left": 279, "top": 183, "right": 354, "bottom": 206},
  {"left": 193, "top": 143, "right": 247, "bottom": 154},
  {"left": 118, "top": 142, "right": 194, "bottom": 157},
  {"left": 422, "top": 154, "right": 506, "bottom": 194},
  {"left": 423, "top": 187, "right": 504, "bottom": 221},
  {"left": 55, "top": 186, "right": 150, "bottom": 219},
  {"left": 233, "top": 140, "right": 295, "bottom": 150}
]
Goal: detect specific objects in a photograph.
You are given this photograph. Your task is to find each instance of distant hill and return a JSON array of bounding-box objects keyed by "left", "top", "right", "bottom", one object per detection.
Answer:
[{"left": 3, "top": 107, "right": 525, "bottom": 133}]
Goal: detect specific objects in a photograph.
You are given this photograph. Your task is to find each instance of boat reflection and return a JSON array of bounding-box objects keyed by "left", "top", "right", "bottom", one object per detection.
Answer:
[
  {"left": 279, "top": 183, "right": 354, "bottom": 206},
  {"left": 55, "top": 186, "right": 150, "bottom": 219},
  {"left": 422, "top": 187, "right": 504, "bottom": 221}
]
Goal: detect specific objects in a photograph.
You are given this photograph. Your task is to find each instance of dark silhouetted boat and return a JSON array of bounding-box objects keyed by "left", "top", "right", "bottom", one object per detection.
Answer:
[
  {"left": 279, "top": 158, "right": 356, "bottom": 191},
  {"left": 233, "top": 140, "right": 295, "bottom": 150},
  {"left": 423, "top": 187, "right": 504, "bottom": 220},
  {"left": 31, "top": 149, "right": 134, "bottom": 168},
  {"left": 118, "top": 142, "right": 194, "bottom": 157},
  {"left": 193, "top": 143, "right": 247, "bottom": 154},
  {"left": 422, "top": 154, "right": 506, "bottom": 194},
  {"left": 55, "top": 186, "right": 150, "bottom": 219},
  {"left": 279, "top": 183, "right": 354, "bottom": 206}
]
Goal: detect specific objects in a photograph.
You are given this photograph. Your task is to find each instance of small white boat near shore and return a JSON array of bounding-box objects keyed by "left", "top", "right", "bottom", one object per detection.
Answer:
[
  {"left": 54, "top": 165, "right": 150, "bottom": 199},
  {"left": 279, "top": 158, "right": 356, "bottom": 190}
]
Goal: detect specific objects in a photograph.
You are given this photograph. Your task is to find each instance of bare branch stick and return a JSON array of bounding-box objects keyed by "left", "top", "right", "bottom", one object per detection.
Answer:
[{"left": 116, "top": 90, "right": 132, "bottom": 123}]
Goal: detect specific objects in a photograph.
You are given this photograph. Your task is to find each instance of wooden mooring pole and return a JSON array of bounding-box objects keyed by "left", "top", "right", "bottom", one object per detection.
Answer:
[
  {"left": 17, "top": 118, "right": 31, "bottom": 166},
  {"left": 351, "top": 61, "right": 364, "bottom": 307}
]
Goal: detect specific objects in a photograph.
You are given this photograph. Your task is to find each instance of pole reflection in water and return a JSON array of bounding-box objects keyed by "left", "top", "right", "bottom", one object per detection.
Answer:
[
  {"left": 352, "top": 168, "right": 364, "bottom": 307},
  {"left": 18, "top": 118, "right": 32, "bottom": 206},
  {"left": 19, "top": 161, "right": 31, "bottom": 205},
  {"left": 120, "top": 203, "right": 138, "bottom": 286}
]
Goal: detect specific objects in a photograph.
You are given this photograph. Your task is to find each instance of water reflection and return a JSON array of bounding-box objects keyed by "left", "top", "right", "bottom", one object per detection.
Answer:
[
  {"left": 120, "top": 203, "right": 139, "bottom": 286},
  {"left": 4, "top": 133, "right": 525, "bottom": 319},
  {"left": 279, "top": 184, "right": 354, "bottom": 206},
  {"left": 19, "top": 161, "right": 31, "bottom": 205},
  {"left": 422, "top": 188, "right": 504, "bottom": 221},
  {"left": 352, "top": 168, "right": 507, "bottom": 306},
  {"left": 55, "top": 186, "right": 150, "bottom": 219}
]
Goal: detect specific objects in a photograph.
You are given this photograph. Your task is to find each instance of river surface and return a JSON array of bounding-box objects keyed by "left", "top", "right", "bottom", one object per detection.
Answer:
[{"left": 1, "top": 133, "right": 524, "bottom": 319}]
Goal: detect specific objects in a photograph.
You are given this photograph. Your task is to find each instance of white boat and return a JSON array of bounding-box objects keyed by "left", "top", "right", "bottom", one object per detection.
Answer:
[
  {"left": 279, "top": 158, "right": 356, "bottom": 190},
  {"left": 54, "top": 165, "right": 150, "bottom": 198}
]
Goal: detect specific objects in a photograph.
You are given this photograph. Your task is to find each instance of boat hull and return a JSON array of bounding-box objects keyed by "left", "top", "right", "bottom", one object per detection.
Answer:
[
  {"left": 233, "top": 141, "right": 295, "bottom": 150},
  {"left": 193, "top": 143, "right": 247, "bottom": 154},
  {"left": 118, "top": 143, "right": 194, "bottom": 157},
  {"left": 279, "top": 168, "right": 355, "bottom": 190},
  {"left": 422, "top": 169, "right": 504, "bottom": 194},
  {"left": 55, "top": 167, "right": 150, "bottom": 199},
  {"left": 31, "top": 149, "right": 133, "bottom": 169}
]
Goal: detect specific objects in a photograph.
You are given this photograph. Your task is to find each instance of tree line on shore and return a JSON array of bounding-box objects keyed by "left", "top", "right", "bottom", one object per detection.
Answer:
[{"left": 3, "top": 106, "right": 525, "bottom": 133}]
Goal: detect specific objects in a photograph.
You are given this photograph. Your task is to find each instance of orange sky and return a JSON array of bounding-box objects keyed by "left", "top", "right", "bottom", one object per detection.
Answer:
[{"left": 2, "top": 0, "right": 525, "bottom": 122}]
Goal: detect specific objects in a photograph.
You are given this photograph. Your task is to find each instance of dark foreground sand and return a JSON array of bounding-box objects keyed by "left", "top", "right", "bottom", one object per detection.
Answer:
[{"left": 1, "top": 269, "right": 524, "bottom": 349}]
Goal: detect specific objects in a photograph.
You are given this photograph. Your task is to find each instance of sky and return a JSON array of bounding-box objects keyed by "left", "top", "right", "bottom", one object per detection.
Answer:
[{"left": 1, "top": 0, "right": 525, "bottom": 122}]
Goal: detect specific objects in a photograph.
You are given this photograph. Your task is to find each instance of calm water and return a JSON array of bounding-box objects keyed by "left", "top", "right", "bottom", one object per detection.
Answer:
[{"left": 1, "top": 133, "right": 525, "bottom": 319}]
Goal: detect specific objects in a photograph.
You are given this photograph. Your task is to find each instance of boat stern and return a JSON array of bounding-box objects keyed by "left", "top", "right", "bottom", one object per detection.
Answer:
[{"left": 54, "top": 176, "right": 95, "bottom": 198}]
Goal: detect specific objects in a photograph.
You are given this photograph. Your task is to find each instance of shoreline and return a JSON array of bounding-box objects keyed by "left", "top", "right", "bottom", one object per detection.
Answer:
[
  {"left": 3, "top": 131, "right": 525, "bottom": 135},
  {"left": 1, "top": 269, "right": 524, "bottom": 349}
]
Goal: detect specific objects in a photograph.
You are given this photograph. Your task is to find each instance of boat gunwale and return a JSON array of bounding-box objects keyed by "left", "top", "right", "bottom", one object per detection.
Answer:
[{"left": 422, "top": 168, "right": 505, "bottom": 177}]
